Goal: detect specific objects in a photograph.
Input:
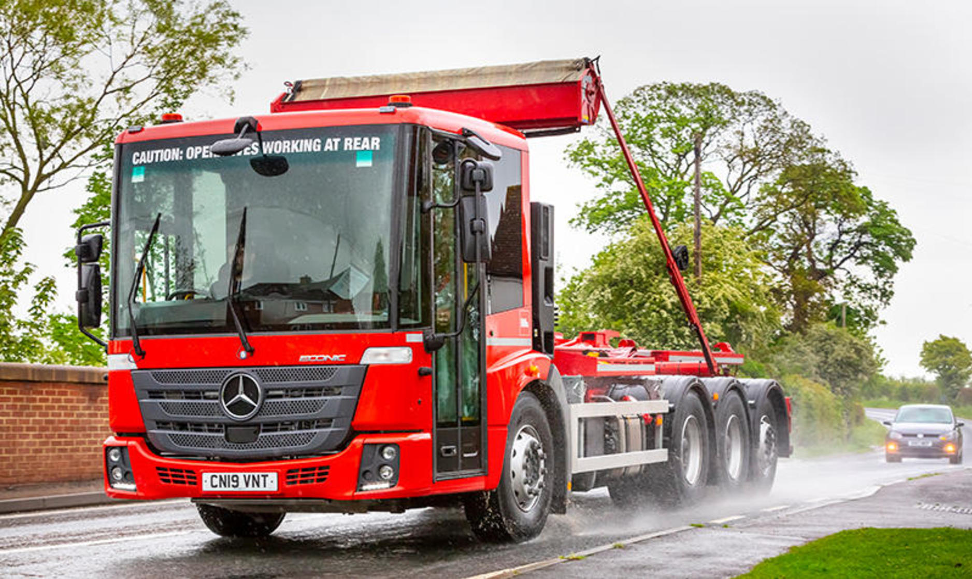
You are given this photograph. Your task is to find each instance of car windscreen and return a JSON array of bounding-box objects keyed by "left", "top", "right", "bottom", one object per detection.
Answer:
[{"left": 895, "top": 406, "right": 953, "bottom": 424}]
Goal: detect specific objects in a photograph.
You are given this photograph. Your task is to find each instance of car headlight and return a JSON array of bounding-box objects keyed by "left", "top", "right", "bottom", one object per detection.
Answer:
[
  {"left": 888, "top": 431, "right": 903, "bottom": 440},
  {"left": 939, "top": 431, "right": 958, "bottom": 441}
]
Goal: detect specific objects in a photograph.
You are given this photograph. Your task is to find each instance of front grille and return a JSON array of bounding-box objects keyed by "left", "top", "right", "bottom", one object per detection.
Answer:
[
  {"left": 286, "top": 466, "right": 330, "bottom": 486},
  {"left": 253, "top": 367, "right": 337, "bottom": 383},
  {"left": 157, "top": 467, "right": 198, "bottom": 486},
  {"left": 133, "top": 365, "right": 365, "bottom": 460}
]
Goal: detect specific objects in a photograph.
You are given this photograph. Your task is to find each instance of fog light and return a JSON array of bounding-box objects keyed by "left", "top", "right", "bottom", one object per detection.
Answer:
[
  {"left": 887, "top": 442, "right": 898, "bottom": 452},
  {"left": 378, "top": 465, "right": 395, "bottom": 481},
  {"left": 945, "top": 444, "right": 956, "bottom": 453},
  {"left": 110, "top": 466, "right": 125, "bottom": 482},
  {"left": 108, "top": 448, "right": 122, "bottom": 462},
  {"left": 381, "top": 445, "right": 398, "bottom": 461}
]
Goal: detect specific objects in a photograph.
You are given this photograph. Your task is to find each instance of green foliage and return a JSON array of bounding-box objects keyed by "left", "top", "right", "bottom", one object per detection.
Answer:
[
  {"left": 742, "top": 528, "right": 972, "bottom": 578},
  {"left": 0, "top": 0, "right": 247, "bottom": 365},
  {"left": 766, "top": 322, "right": 880, "bottom": 399},
  {"left": 920, "top": 335, "right": 972, "bottom": 401},
  {"left": 862, "top": 375, "right": 941, "bottom": 404},
  {"left": 565, "top": 82, "right": 914, "bottom": 332},
  {"left": 557, "top": 219, "right": 780, "bottom": 352},
  {"left": 781, "top": 374, "right": 843, "bottom": 448}
]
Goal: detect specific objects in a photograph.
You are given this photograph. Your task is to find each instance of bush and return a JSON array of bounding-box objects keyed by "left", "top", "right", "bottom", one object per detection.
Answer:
[
  {"left": 956, "top": 388, "right": 972, "bottom": 407},
  {"left": 782, "top": 374, "right": 843, "bottom": 448}
]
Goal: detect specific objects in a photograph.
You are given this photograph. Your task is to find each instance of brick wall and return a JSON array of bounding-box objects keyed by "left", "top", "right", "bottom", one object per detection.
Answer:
[{"left": 0, "top": 363, "right": 108, "bottom": 486}]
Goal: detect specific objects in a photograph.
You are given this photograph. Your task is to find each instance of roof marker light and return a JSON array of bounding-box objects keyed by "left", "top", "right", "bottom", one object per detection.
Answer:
[
  {"left": 388, "top": 94, "right": 412, "bottom": 107},
  {"left": 160, "top": 113, "right": 183, "bottom": 124}
]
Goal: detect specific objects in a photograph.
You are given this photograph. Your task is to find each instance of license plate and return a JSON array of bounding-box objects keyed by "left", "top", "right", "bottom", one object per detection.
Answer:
[
  {"left": 201, "top": 472, "right": 278, "bottom": 492},
  {"left": 908, "top": 440, "right": 933, "bottom": 447}
]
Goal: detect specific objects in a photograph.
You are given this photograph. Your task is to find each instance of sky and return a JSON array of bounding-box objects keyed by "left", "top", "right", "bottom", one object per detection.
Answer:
[{"left": 20, "top": 0, "right": 972, "bottom": 377}]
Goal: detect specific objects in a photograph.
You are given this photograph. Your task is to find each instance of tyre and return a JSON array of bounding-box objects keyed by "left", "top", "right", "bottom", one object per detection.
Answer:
[
  {"left": 465, "top": 391, "right": 553, "bottom": 542},
  {"left": 712, "top": 391, "right": 750, "bottom": 491},
  {"left": 648, "top": 390, "right": 711, "bottom": 506},
  {"left": 949, "top": 453, "right": 962, "bottom": 465},
  {"left": 748, "top": 397, "right": 779, "bottom": 493},
  {"left": 886, "top": 454, "right": 901, "bottom": 463},
  {"left": 196, "top": 504, "right": 285, "bottom": 538}
]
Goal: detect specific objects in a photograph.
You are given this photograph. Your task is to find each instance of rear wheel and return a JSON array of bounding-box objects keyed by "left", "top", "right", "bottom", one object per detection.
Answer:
[
  {"left": 465, "top": 392, "right": 553, "bottom": 542},
  {"left": 713, "top": 392, "right": 750, "bottom": 490},
  {"left": 196, "top": 504, "right": 285, "bottom": 538},
  {"left": 748, "top": 398, "right": 778, "bottom": 493},
  {"left": 649, "top": 390, "right": 711, "bottom": 506}
]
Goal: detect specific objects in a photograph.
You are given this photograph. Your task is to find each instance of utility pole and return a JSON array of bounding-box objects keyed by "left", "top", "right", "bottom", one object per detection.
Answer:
[{"left": 693, "top": 132, "right": 702, "bottom": 281}]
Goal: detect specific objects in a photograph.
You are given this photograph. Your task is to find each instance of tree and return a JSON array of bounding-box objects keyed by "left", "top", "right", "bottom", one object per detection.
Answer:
[
  {"left": 557, "top": 219, "right": 780, "bottom": 352},
  {"left": 0, "top": 0, "right": 247, "bottom": 244},
  {"left": 766, "top": 322, "right": 881, "bottom": 400},
  {"left": 0, "top": 0, "right": 246, "bottom": 364},
  {"left": 566, "top": 82, "right": 914, "bottom": 331},
  {"left": 920, "top": 335, "right": 972, "bottom": 401}
]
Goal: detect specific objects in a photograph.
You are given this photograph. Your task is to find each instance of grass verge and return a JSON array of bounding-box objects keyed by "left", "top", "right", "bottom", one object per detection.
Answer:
[
  {"left": 739, "top": 528, "right": 972, "bottom": 578},
  {"left": 793, "top": 418, "right": 887, "bottom": 459}
]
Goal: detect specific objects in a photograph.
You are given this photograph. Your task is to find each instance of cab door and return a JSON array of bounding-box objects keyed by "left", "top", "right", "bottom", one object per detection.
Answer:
[{"left": 430, "top": 138, "right": 486, "bottom": 479}]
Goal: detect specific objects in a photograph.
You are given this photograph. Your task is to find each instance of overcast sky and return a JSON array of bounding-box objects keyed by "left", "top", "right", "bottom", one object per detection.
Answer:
[{"left": 23, "top": 0, "right": 971, "bottom": 376}]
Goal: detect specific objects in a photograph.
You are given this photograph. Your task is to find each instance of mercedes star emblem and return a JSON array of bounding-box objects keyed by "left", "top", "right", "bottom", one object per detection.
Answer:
[{"left": 219, "top": 373, "right": 263, "bottom": 421}]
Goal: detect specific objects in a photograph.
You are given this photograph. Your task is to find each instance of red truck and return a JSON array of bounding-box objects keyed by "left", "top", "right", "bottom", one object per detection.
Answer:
[{"left": 75, "top": 58, "right": 790, "bottom": 542}]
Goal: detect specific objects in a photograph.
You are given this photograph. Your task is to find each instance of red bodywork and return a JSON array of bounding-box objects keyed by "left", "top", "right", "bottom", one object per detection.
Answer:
[{"left": 105, "top": 59, "right": 753, "bottom": 504}]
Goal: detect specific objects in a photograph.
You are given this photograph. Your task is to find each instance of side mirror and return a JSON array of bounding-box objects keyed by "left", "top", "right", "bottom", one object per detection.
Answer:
[
  {"left": 672, "top": 245, "right": 690, "bottom": 272},
  {"left": 75, "top": 233, "right": 103, "bottom": 263},
  {"left": 882, "top": 420, "right": 892, "bottom": 427},
  {"left": 957, "top": 422, "right": 965, "bottom": 428},
  {"left": 211, "top": 116, "right": 259, "bottom": 157},
  {"left": 460, "top": 196, "right": 491, "bottom": 263},
  {"left": 460, "top": 160, "right": 493, "bottom": 193},
  {"left": 251, "top": 155, "right": 289, "bottom": 177},
  {"left": 77, "top": 263, "right": 103, "bottom": 329}
]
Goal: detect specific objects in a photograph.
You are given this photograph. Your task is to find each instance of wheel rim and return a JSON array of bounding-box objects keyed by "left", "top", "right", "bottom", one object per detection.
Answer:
[
  {"left": 757, "top": 414, "right": 777, "bottom": 476},
  {"left": 680, "top": 415, "right": 703, "bottom": 485},
  {"left": 724, "top": 414, "right": 744, "bottom": 481},
  {"left": 510, "top": 424, "right": 546, "bottom": 512}
]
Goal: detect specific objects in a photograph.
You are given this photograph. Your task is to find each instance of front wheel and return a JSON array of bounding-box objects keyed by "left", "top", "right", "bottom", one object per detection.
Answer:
[
  {"left": 465, "top": 392, "right": 553, "bottom": 542},
  {"left": 196, "top": 504, "right": 285, "bottom": 537},
  {"left": 949, "top": 453, "right": 963, "bottom": 465}
]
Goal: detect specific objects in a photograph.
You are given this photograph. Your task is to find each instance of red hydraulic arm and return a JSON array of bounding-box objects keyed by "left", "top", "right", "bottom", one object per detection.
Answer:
[{"left": 587, "top": 62, "right": 718, "bottom": 375}]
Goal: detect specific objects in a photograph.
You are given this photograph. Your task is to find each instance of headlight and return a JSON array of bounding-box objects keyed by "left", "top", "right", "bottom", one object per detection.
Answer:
[
  {"left": 888, "top": 431, "right": 903, "bottom": 440},
  {"left": 940, "top": 431, "right": 958, "bottom": 441},
  {"left": 360, "top": 347, "right": 413, "bottom": 365}
]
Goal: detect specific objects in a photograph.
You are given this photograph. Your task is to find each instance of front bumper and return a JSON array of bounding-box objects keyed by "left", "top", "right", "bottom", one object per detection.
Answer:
[{"left": 104, "top": 432, "right": 433, "bottom": 502}]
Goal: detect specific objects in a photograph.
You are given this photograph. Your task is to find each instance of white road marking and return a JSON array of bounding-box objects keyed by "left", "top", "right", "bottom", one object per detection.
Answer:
[
  {"left": 0, "top": 530, "right": 194, "bottom": 555},
  {"left": 761, "top": 505, "right": 789, "bottom": 512},
  {"left": 464, "top": 525, "right": 695, "bottom": 579},
  {"left": 708, "top": 515, "right": 745, "bottom": 524},
  {"left": 0, "top": 499, "right": 183, "bottom": 521}
]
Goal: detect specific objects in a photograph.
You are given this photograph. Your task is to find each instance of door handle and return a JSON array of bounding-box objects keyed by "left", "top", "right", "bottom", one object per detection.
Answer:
[{"left": 440, "top": 445, "right": 457, "bottom": 457}]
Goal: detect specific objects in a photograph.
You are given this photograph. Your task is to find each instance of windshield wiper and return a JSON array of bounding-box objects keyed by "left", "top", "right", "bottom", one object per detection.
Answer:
[
  {"left": 227, "top": 207, "right": 254, "bottom": 358},
  {"left": 127, "top": 213, "right": 162, "bottom": 358}
]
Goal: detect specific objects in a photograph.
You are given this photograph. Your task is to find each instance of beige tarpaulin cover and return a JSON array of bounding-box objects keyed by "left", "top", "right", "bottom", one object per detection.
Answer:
[{"left": 288, "top": 58, "right": 591, "bottom": 102}]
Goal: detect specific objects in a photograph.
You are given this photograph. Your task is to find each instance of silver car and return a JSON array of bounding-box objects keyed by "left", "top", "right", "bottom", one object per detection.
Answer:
[{"left": 884, "top": 404, "right": 964, "bottom": 464}]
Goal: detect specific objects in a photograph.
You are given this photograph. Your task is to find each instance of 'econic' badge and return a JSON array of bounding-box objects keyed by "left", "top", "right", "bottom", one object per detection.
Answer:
[{"left": 219, "top": 373, "right": 263, "bottom": 421}]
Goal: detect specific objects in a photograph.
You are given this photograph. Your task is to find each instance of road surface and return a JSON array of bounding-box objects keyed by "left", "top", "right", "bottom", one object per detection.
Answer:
[{"left": 0, "top": 409, "right": 967, "bottom": 578}]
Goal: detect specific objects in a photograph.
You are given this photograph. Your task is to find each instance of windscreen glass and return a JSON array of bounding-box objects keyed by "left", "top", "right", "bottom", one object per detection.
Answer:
[
  {"left": 113, "top": 125, "right": 400, "bottom": 336},
  {"left": 895, "top": 406, "right": 953, "bottom": 424}
]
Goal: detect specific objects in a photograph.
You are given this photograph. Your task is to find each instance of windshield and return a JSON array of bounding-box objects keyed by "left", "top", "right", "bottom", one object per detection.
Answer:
[
  {"left": 895, "top": 406, "right": 953, "bottom": 424},
  {"left": 113, "top": 125, "right": 403, "bottom": 336}
]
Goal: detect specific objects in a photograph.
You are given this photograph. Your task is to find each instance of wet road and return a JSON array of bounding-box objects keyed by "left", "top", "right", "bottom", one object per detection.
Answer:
[{"left": 1, "top": 409, "right": 967, "bottom": 578}]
